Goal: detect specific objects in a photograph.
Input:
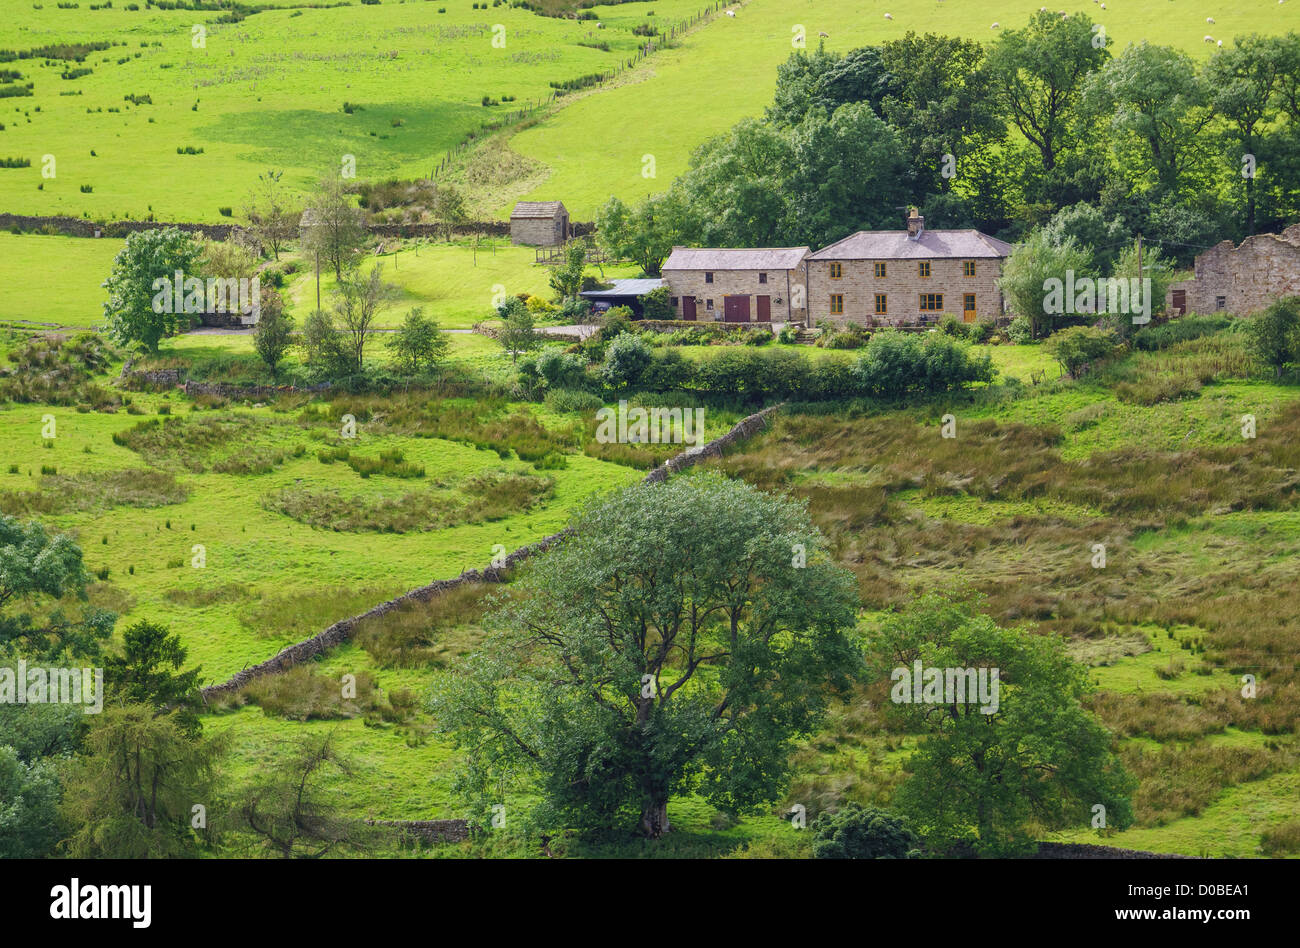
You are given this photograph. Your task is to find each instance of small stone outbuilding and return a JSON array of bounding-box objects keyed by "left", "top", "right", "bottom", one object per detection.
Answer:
[
  {"left": 510, "top": 201, "right": 569, "bottom": 246},
  {"left": 1167, "top": 224, "right": 1300, "bottom": 316}
]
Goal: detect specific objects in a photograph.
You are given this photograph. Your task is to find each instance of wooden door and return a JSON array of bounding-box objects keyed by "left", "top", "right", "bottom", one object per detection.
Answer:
[
  {"left": 756, "top": 295, "right": 771, "bottom": 321},
  {"left": 1171, "top": 289, "right": 1186, "bottom": 316},
  {"left": 723, "top": 295, "right": 751, "bottom": 322},
  {"left": 682, "top": 296, "right": 697, "bottom": 320}
]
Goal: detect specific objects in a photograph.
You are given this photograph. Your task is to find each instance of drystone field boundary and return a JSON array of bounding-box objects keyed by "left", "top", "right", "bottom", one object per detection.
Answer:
[{"left": 199, "top": 402, "right": 782, "bottom": 700}]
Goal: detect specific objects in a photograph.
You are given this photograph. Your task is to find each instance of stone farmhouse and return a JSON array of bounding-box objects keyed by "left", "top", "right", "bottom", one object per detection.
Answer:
[
  {"left": 660, "top": 246, "right": 810, "bottom": 323},
  {"left": 510, "top": 201, "right": 569, "bottom": 246},
  {"left": 1167, "top": 224, "right": 1300, "bottom": 316},
  {"left": 654, "top": 210, "right": 1011, "bottom": 327},
  {"left": 806, "top": 210, "right": 1012, "bottom": 327}
]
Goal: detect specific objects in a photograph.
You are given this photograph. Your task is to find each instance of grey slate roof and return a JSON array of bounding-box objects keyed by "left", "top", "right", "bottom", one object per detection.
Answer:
[
  {"left": 510, "top": 201, "right": 567, "bottom": 219},
  {"left": 808, "top": 230, "right": 1013, "bottom": 260},
  {"left": 580, "top": 278, "right": 666, "bottom": 298},
  {"left": 662, "top": 246, "right": 810, "bottom": 271}
]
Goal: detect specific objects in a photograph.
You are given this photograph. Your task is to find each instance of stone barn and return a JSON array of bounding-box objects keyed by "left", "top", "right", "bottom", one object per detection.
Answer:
[
  {"left": 661, "top": 246, "right": 810, "bottom": 323},
  {"left": 1167, "top": 224, "right": 1300, "bottom": 316},
  {"left": 510, "top": 201, "right": 569, "bottom": 246}
]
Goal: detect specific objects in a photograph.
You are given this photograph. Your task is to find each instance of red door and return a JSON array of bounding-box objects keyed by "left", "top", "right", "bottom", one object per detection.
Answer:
[
  {"left": 1171, "top": 289, "right": 1186, "bottom": 316},
  {"left": 756, "top": 295, "right": 771, "bottom": 321},
  {"left": 682, "top": 296, "right": 697, "bottom": 320},
  {"left": 723, "top": 296, "right": 751, "bottom": 322}
]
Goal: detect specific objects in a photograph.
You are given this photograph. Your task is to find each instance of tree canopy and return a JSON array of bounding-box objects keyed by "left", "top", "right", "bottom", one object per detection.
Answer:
[{"left": 431, "top": 473, "right": 862, "bottom": 838}]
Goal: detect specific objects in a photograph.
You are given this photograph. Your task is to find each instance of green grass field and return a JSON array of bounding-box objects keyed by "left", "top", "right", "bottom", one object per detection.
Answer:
[
  {"left": 0, "top": 0, "right": 1284, "bottom": 223},
  {"left": 0, "top": 232, "right": 117, "bottom": 326},
  {"left": 0, "top": 0, "right": 710, "bottom": 220}
]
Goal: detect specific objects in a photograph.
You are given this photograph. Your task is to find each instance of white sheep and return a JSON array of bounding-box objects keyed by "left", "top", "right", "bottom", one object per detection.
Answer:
[
  {"left": 1204, "top": 34, "right": 1214, "bottom": 42},
  {"left": 992, "top": 22, "right": 999, "bottom": 28},
  {"left": 1217, "top": 39, "right": 1223, "bottom": 46},
  {"left": 725, "top": 9, "right": 735, "bottom": 16},
  {"left": 884, "top": 13, "right": 893, "bottom": 20},
  {"left": 1100, "top": 2, "right": 1105, "bottom": 8},
  {"left": 1207, "top": 16, "right": 1215, "bottom": 23},
  {"left": 818, "top": 30, "right": 829, "bottom": 37}
]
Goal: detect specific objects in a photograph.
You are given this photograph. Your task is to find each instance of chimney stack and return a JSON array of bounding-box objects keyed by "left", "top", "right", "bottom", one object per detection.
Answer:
[{"left": 906, "top": 207, "right": 924, "bottom": 239}]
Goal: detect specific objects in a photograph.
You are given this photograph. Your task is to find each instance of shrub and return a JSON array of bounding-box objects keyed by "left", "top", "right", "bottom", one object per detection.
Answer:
[
  {"left": 535, "top": 348, "right": 589, "bottom": 391},
  {"left": 853, "top": 331, "right": 995, "bottom": 397},
  {"left": 1006, "top": 315, "right": 1033, "bottom": 345},
  {"left": 601, "top": 332, "right": 653, "bottom": 389},
  {"left": 1247, "top": 296, "right": 1300, "bottom": 378},
  {"left": 640, "top": 348, "right": 695, "bottom": 392},
  {"left": 811, "top": 804, "right": 919, "bottom": 859},
  {"left": 638, "top": 286, "right": 674, "bottom": 321},
  {"left": 1042, "top": 325, "right": 1120, "bottom": 379}
]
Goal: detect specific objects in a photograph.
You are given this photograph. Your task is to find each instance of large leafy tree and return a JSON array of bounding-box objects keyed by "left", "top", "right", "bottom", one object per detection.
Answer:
[
  {"left": 1207, "top": 35, "right": 1283, "bottom": 234},
  {"left": 877, "top": 32, "right": 1006, "bottom": 198},
  {"left": 101, "top": 227, "right": 203, "bottom": 352},
  {"left": 431, "top": 473, "right": 861, "bottom": 838},
  {"left": 1083, "top": 42, "right": 1215, "bottom": 196},
  {"left": 987, "top": 11, "right": 1111, "bottom": 175},
  {"left": 674, "top": 119, "right": 796, "bottom": 248},
  {"left": 594, "top": 191, "right": 694, "bottom": 276},
  {"left": 786, "top": 101, "right": 909, "bottom": 246},
  {"left": 864, "top": 595, "right": 1134, "bottom": 856},
  {"left": 0, "top": 746, "right": 62, "bottom": 858},
  {"left": 767, "top": 44, "right": 897, "bottom": 127}
]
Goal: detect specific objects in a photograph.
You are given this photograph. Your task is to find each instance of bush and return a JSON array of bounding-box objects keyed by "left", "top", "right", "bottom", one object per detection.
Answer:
[
  {"left": 601, "top": 332, "right": 653, "bottom": 389},
  {"left": 811, "top": 804, "right": 918, "bottom": 859},
  {"left": 967, "top": 319, "right": 996, "bottom": 344},
  {"left": 536, "top": 348, "right": 589, "bottom": 391},
  {"left": 1042, "top": 325, "right": 1120, "bottom": 379},
  {"left": 817, "top": 323, "right": 869, "bottom": 349},
  {"left": 852, "top": 331, "right": 995, "bottom": 397},
  {"left": 1247, "top": 296, "right": 1300, "bottom": 379},
  {"left": 640, "top": 348, "right": 695, "bottom": 392},
  {"left": 1006, "top": 315, "right": 1033, "bottom": 345},
  {"left": 638, "top": 286, "right": 674, "bottom": 321}
]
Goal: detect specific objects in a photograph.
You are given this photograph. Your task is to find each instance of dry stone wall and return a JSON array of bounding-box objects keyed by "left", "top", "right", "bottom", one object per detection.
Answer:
[{"left": 199, "top": 402, "right": 781, "bottom": 700}]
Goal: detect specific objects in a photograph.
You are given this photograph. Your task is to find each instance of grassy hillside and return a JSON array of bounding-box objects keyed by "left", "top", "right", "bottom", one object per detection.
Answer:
[
  {"left": 1, "top": 0, "right": 1285, "bottom": 223},
  {"left": 508, "top": 0, "right": 1282, "bottom": 216},
  {"left": 0, "top": 0, "right": 707, "bottom": 220}
]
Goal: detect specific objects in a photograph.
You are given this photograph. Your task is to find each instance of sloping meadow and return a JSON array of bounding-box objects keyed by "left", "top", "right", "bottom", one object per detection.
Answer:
[{"left": 708, "top": 387, "right": 1300, "bottom": 853}]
